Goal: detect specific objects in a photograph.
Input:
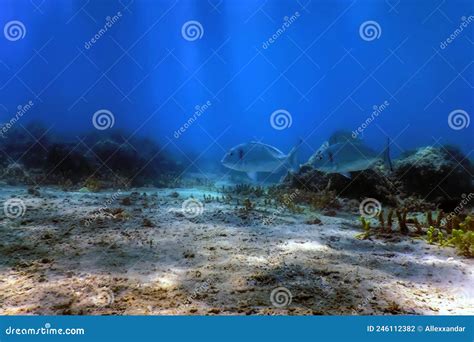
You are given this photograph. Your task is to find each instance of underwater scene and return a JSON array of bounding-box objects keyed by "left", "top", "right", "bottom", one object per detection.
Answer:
[{"left": 0, "top": 0, "right": 473, "bottom": 316}]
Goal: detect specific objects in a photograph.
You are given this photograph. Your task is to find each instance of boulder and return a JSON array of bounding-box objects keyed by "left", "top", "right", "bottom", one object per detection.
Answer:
[{"left": 393, "top": 146, "right": 473, "bottom": 210}]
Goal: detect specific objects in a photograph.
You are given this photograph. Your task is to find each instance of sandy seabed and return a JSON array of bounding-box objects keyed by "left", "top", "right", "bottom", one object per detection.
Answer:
[{"left": 0, "top": 185, "right": 472, "bottom": 315}]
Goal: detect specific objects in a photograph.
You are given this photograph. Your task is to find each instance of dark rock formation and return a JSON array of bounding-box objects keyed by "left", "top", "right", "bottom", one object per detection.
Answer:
[
  {"left": 0, "top": 125, "right": 182, "bottom": 188},
  {"left": 284, "top": 164, "right": 397, "bottom": 204},
  {"left": 287, "top": 145, "right": 473, "bottom": 210},
  {"left": 393, "top": 146, "right": 473, "bottom": 210}
]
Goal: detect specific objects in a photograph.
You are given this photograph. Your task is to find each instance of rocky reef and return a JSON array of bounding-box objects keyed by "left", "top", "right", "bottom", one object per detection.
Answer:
[
  {"left": 285, "top": 165, "right": 397, "bottom": 204},
  {"left": 0, "top": 123, "right": 182, "bottom": 188},
  {"left": 393, "top": 146, "right": 473, "bottom": 210},
  {"left": 285, "top": 145, "right": 473, "bottom": 211}
]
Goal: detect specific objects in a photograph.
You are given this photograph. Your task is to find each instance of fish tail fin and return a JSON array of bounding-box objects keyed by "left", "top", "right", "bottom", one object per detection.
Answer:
[
  {"left": 287, "top": 138, "right": 302, "bottom": 172},
  {"left": 383, "top": 137, "right": 393, "bottom": 171}
]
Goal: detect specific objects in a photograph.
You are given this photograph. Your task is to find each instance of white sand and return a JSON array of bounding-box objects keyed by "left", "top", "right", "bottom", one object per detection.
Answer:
[{"left": 0, "top": 185, "right": 472, "bottom": 315}]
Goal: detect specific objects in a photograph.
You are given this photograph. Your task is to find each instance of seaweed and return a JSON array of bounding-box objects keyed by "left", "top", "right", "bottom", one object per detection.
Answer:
[
  {"left": 240, "top": 198, "right": 255, "bottom": 213},
  {"left": 426, "top": 226, "right": 436, "bottom": 244},
  {"left": 228, "top": 184, "right": 265, "bottom": 197},
  {"left": 378, "top": 210, "right": 385, "bottom": 231},
  {"left": 413, "top": 218, "right": 422, "bottom": 234},
  {"left": 275, "top": 192, "right": 304, "bottom": 214},
  {"left": 395, "top": 209, "right": 409, "bottom": 234},
  {"left": 387, "top": 209, "right": 394, "bottom": 231},
  {"left": 356, "top": 216, "right": 371, "bottom": 240},
  {"left": 425, "top": 215, "right": 474, "bottom": 257},
  {"left": 84, "top": 178, "right": 102, "bottom": 192},
  {"left": 448, "top": 229, "right": 474, "bottom": 257}
]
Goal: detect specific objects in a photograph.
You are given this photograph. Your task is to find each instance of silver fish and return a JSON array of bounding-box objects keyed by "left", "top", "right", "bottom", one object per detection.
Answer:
[
  {"left": 306, "top": 131, "right": 359, "bottom": 166},
  {"left": 311, "top": 137, "right": 392, "bottom": 178},
  {"left": 221, "top": 141, "right": 300, "bottom": 181}
]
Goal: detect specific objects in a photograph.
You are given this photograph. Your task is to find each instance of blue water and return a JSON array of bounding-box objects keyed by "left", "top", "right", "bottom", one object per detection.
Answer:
[{"left": 0, "top": 0, "right": 472, "bottom": 170}]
